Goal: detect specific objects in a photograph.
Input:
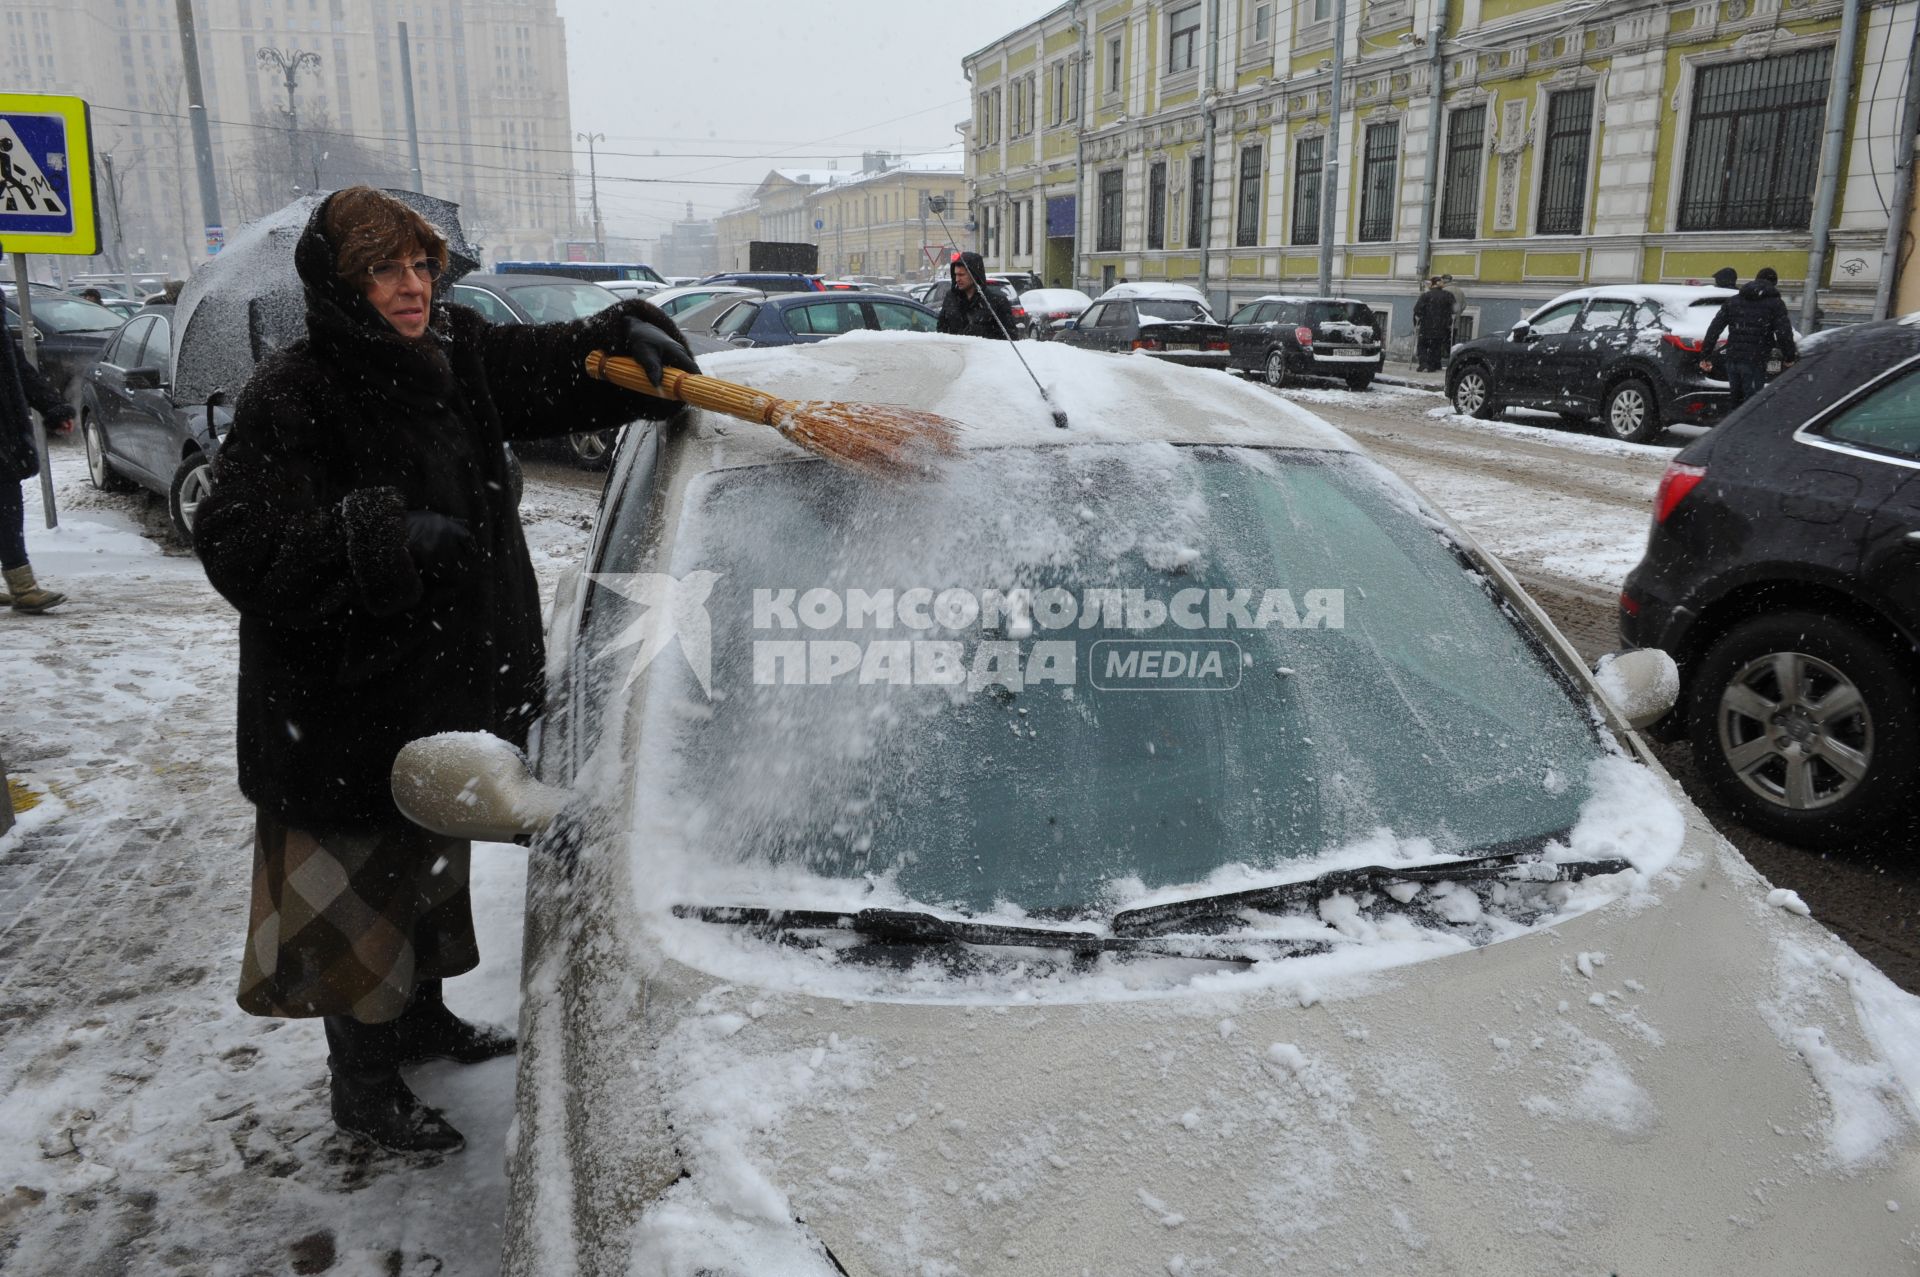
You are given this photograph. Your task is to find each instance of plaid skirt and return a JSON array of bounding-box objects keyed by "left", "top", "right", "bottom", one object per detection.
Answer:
[{"left": 237, "top": 810, "right": 479, "bottom": 1023}]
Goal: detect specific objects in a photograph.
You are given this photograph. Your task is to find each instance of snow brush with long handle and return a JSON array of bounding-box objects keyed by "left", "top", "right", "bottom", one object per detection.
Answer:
[{"left": 585, "top": 352, "right": 961, "bottom": 474}]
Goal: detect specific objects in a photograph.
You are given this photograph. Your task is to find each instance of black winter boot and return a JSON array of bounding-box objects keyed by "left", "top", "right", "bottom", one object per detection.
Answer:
[
  {"left": 393, "top": 979, "right": 517, "bottom": 1065},
  {"left": 324, "top": 1015, "right": 465, "bottom": 1154}
]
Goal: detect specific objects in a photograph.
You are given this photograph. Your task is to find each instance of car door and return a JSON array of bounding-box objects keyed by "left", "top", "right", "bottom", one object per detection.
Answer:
[
  {"left": 780, "top": 299, "right": 863, "bottom": 345},
  {"left": 1058, "top": 301, "right": 1101, "bottom": 348},
  {"left": 1227, "top": 301, "right": 1275, "bottom": 367},
  {"left": 1095, "top": 300, "right": 1135, "bottom": 352},
  {"left": 864, "top": 301, "right": 938, "bottom": 333},
  {"left": 1813, "top": 360, "right": 1920, "bottom": 634},
  {"left": 90, "top": 316, "right": 155, "bottom": 479},
  {"left": 1503, "top": 298, "right": 1587, "bottom": 407},
  {"left": 121, "top": 312, "right": 182, "bottom": 480},
  {"left": 1560, "top": 297, "right": 1637, "bottom": 414}
]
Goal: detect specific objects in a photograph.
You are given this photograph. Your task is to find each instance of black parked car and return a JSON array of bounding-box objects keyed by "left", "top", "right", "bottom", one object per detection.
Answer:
[
  {"left": 3, "top": 285, "right": 125, "bottom": 417},
  {"left": 1055, "top": 291, "right": 1230, "bottom": 369},
  {"left": 703, "top": 291, "right": 939, "bottom": 351},
  {"left": 1226, "top": 295, "right": 1383, "bottom": 390},
  {"left": 79, "top": 304, "right": 234, "bottom": 540},
  {"left": 1446, "top": 285, "right": 1779, "bottom": 443},
  {"left": 1620, "top": 315, "right": 1920, "bottom": 845},
  {"left": 448, "top": 271, "right": 641, "bottom": 469}
]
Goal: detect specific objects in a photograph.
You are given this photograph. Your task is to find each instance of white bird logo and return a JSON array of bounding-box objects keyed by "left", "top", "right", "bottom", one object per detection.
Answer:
[{"left": 588, "top": 571, "right": 723, "bottom": 697}]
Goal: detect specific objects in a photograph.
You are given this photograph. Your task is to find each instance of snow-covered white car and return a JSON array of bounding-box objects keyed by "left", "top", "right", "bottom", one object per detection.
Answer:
[
  {"left": 1100, "top": 279, "right": 1216, "bottom": 317},
  {"left": 395, "top": 337, "right": 1920, "bottom": 1275},
  {"left": 1018, "top": 286, "right": 1093, "bottom": 339}
]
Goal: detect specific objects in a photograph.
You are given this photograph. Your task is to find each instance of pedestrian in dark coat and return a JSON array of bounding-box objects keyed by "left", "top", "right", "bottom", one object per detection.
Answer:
[
  {"left": 936, "top": 251, "right": 1017, "bottom": 340},
  {"left": 1412, "top": 277, "right": 1456, "bottom": 372},
  {"left": 1701, "top": 265, "right": 1796, "bottom": 408},
  {"left": 193, "top": 186, "right": 699, "bottom": 1155},
  {"left": 0, "top": 328, "right": 73, "bottom": 612}
]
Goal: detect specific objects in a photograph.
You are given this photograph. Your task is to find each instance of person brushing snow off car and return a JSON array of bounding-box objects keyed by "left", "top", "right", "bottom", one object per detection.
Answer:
[
  {"left": 936, "top": 250, "right": 1017, "bottom": 340},
  {"left": 194, "top": 186, "right": 701, "bottom": 1155},
  {"left": 1701, "top": 266, "right": 1797, "bottom": 408}
]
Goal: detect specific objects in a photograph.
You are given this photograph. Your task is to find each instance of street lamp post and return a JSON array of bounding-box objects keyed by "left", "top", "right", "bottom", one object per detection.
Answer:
[
  {"left": 576, "top": 131, "right": 606, "bottom": 259},
  {"left": 257, "top": 47, "right": 322, "bottom": 185}
]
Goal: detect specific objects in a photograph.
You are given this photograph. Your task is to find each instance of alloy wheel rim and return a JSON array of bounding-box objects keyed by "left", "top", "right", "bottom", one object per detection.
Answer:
[
  {"left": 1456, "top": 373, "right": 1486, "bottom": 414},
  {"left": 571, "top": 431, "right": 608, "bottom": 463},
  {"left": 177, "top": 463, "right": 212, "bottom": 532},
  {"left": 85, "top": 420, "right": 108, "bottom": 484},
  {"left": 1716, "top": 649, "right": 1872, "bottom": 811},
  {"left": 1610, "top": 387, "right": 1647, "bottom": 437},
  {"left": 1265, "top": 352, "right": 1285, "bottom": 387}
]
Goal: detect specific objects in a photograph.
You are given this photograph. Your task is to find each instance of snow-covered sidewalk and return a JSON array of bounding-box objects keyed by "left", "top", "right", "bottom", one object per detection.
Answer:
[{"left": 0, "top": 444, "right": 593, "bottom": 1275}]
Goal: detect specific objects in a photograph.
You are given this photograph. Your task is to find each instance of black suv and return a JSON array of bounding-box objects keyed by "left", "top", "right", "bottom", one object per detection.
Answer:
[
  {"left": 1226, "top": 295, "right": 1383, "bottom": 390},
  {"left": 1620, "top": 315, "right": 1920, "bottom": 845},
  {"left": 1446, "top": 285, "right": 1776, "bottom": 443}
]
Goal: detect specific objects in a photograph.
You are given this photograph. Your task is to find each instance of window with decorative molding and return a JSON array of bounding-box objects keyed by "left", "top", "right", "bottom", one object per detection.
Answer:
[
  {"left": 1439, "top": 104, "right": 1485, "bottom": 240},
  {"left": 1148, "top": 160, "right": 1167, "bottom": 249},
  {"left": 1189, "top": 152, "right": 1208, "bottom": 248},
  {"left": 1536, "top": 87, "right": 1594, "bottom": 235},
  {"left": 1291, "top": 135, "right": 1322, "bottom": 245},
  {"left": 1107, "top": 34, "right": 1123, "bottom": 95},
  {"left": 1252, "top": 1, "right": 1272, "bottom": 43},
  {"left": 1098, "top": 169, "right": 1124, "bottom": 251},
  {"left": 1236, "top": 144, "right": 1263, "bottom": 247},
  {"left": 1677, "top": 47, "right": 1831, "bottom": 231},
  {"left": 1168, "top": 4, "right": 1201, "bottom": 74},
  {"left": 1357, "top": 121, "right": 1399, "bottom": 243}
]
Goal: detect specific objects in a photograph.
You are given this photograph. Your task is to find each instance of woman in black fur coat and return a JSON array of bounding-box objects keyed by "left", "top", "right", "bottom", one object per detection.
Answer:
[{"left": 194, "top": 186, "right": 698, "bottom": 1154}]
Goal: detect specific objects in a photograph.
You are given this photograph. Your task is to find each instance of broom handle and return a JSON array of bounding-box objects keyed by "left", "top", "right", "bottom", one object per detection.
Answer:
[{"left": 585, "top": 352, "right": 791, "bottom": 426}]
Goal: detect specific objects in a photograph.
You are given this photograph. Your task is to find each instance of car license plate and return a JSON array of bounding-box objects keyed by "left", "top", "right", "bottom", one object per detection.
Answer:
[{"left": 1168, "top": 342, "right": 1200, "bottom": 350}]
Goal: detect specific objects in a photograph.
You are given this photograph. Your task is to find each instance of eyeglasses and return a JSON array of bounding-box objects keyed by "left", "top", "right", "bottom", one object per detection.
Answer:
[{"left": 367, "top": 257, "right": 442, "bottom": 286}]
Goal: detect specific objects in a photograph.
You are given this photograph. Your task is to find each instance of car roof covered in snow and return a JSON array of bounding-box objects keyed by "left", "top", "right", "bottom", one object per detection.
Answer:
[
  {"left": 1100, "top": 282, "right": 1212, "bottom": 304},
  {"left": 684, "top": 332, "right": 1355, "bottom": 466},
  {"left": 1537, "top": 284, "right": 1737, "bottom": 309},
  {"left": 1244, "top": 294, "right": 1374, "bottom": 307}
]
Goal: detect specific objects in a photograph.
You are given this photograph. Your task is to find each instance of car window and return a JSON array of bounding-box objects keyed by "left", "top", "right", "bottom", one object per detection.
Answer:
[
  {"left": 786, "top": 301, "right": 863, "bottom": 335},
  {"left": 1228, "top": 302, "right": 1262, "bottom": 325},
  {"left": 607, "top": 446, "right": 1605, "bottom": 916},
  {"left": 1580, "top": 299, "right": 1635, "bottom": 330},
  {"left": 1137, "top": 299, "right": 1208, "bottom": 323},
  {"left": 714, "top": 301, "right": 760, "bottom": 337},
  {"left": 1096, "top": 302, "right": 1133, "bottom": 328},
  {"left": 450, "top": 285, "right": 515, "bottom": 325},
  {"left": 14, "top": 294, "right": 122, "bottom": 334},
  {"left": 505, "top": 282, "right": 619, "bottom": 323},
  {"left": 1528, "top": 300, "right": 1585, "bottom": 335},
  {"left": 111, "top": 317, "right": 154, "bottom": 368},
  {"left": 870, "top": 302, "right": 936, "bottom": 332},
  {"left": 1820, "top": 364, "right": 1920, "bottom": 460},
  {"left": 139, "top": 315, "right": 173, "bottom": 374},
  {"left": 658, "top": 290, "right": 717, "bottom": 316},
  {"left": 1635, "top": 301, "right": 1665, "bottom": 329}
]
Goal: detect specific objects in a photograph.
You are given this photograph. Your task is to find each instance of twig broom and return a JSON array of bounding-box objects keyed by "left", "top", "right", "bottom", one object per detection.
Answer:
[{"left": 584, "top": 352, "right": 961, "bottom": 475}]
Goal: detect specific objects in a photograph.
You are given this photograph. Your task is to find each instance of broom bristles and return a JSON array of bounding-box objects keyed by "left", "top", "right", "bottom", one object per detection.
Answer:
[{"left": 770, "top": 400, "right": 961, "bottom": 475}]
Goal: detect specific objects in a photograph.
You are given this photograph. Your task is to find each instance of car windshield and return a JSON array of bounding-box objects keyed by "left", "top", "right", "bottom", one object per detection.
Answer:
[
  {"left": 604, "top": 444, "right": 1606, "bottom": 917},
  {"left": 1136, "top": 299, "right": 1209, "bottom": 323},
  {"left": 502, "top": 282, "right": 619, "bottom": 322}
]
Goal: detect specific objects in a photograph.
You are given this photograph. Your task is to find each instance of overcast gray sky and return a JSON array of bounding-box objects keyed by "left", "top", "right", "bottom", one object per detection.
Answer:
[{"left": 555, "top": 0, "right": 1055, "bottom": 239}]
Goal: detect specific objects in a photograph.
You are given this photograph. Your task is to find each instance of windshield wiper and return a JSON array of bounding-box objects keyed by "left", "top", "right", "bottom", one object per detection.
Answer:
[
  {"left": 672, "top": 903, "right": 1326, "bottom": 965},
  {"left": 1111, "top": 834, "right": 1631, "bottom": 938}
]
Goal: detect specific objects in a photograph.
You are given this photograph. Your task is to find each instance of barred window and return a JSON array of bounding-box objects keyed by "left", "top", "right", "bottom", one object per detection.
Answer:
[
  {"left": 1189, "top": 152, "right": 1207, "bottom": 248},
  {"left": 1291, "top": 135, "right": 1322, "bottom": 245},
  {"left": 1678, "top": 48, "right": 1831, "bottom": 231},
  {"left": 1098, "top": 169, "right": 1123, "bottom": 251},
  {"left": 1148, "top": 161, "right": 1167, "bottom": 249},
  {"left": 1356, "top": 121, "right": 1399, "bottom": 243},
  {"left": 1439, "top": 104, "right": 1485, "bottom": 240},
  {"left": 1536, "top": 87, "right": 1594, "bottom": 235},
  {"left": 1236, "top": 145, "right": 1262, "bottom": 247}
]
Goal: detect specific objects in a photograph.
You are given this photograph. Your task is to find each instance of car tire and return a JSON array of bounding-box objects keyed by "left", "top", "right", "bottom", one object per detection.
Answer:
[
  {"left": 167, "top": 450, "right": 213, "bottom": 544},
  {"left": 1601, "top": 377, "right": 1662, "bottom": 443},
  {"left": 83, "top": 413, "right": 134, "bottom": 492},
  {"left": 1345, "top": 371, "right": 1375, "bottom": 392},
  {"left": 566, "top": 428, "right": 616, "bottom": 471},
  {"left": 1263, "top": 350, "right": 1289, "bottom": 389},
  {"left": 1450, "top": 365, "right": 1497, "bottom": 419},
  {"left": 1688, "top": 611, "right": 1920, "bottom": 846}
]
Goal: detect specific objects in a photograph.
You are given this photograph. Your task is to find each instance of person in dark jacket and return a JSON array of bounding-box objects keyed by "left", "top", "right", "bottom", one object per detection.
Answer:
[
  {"left": 1701, "top": 265, "right": 1796, "bottom": 407},
  {"left": 193, "top": 186, "right": 698, "bottom": 1155},
  {"left": 1412, "top": 277, "right": 1456, "bottom": 372},
  {"left": 936, "top": 251, "right": 1017, "bottom": 340},
  {"left": 0, "top": 328, "right": 74, "bottom": 613}
]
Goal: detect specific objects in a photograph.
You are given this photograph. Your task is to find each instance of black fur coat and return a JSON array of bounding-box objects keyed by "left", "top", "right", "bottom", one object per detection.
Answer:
[{"left": 195, "top": 195, "right": 687, "bottom": 833}]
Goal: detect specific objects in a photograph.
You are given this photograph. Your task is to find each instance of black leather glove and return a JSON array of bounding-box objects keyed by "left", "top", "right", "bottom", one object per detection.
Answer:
[
  {"left": 403, "top": 510, "right": 474, "bottom": 579},
  {"left": 625, "top": 317, "right": 700, "bottom": 388}
]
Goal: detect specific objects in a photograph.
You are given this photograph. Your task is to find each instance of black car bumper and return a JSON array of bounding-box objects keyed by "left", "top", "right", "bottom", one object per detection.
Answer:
[
  {"left": 1661, "top": 384, "right": 1732, "bottom": 425},
  {"left": 1288, "top": 348, "right": 1383, "bottom": 376}
]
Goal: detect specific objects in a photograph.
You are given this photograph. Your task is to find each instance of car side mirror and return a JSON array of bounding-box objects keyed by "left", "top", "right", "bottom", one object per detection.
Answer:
[
  {"left": 1592, "top": 649, "right": 1680, "bottom": 731},
  {"left": 124, "top": 365, "right": 164, "bottom": 390},
  {"left": 390, "top": 732, "right": 568, "bottom": 841},
  {"left": 1509, "top": 324, "right": 1534, "bottom": 342}
]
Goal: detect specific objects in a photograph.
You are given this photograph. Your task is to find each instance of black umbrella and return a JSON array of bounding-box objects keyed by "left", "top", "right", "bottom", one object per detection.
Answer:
[{"left": 170, "top": 188, "right": 480, "bottom": 405}]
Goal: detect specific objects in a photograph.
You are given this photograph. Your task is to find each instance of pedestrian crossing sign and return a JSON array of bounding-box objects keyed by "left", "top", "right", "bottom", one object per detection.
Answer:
[{"left": 0, "top": 94, "right": 99, "bottom": 256}]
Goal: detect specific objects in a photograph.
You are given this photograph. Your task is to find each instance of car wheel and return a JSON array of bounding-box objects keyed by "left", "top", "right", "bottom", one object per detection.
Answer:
[
  {"left": 168, "top": 451, "right": 213, "bottom": 544},
  {"left": 1263, "top": 350, "right": 1289, "bottom": 388},
  {"left": 1450, "top": 365, "right": 1496, "bottom": 419},
  {"left": 566, "top": 428, "right": 616, "bottom": 471},
  {"left": 1601, "top": 377, "right": 1661, "bottom": 444},
  {"left": 1688, "top": 611, "right": 1919, "bottom": 845},
  {"left": 83, "top": 413, "right": 134, "bottom": 491},
  {"left": 1345, "top": 371, "right": 1375, "bottom": 392}
]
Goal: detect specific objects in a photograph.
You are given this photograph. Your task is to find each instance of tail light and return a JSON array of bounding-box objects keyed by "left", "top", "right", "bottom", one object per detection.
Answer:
[
  {"left": 1619, "top": 591, "right": 1642, "bottom": 618},
  {"left": 1662, "top": 334, "right": 1704, "bottom": 354},
  {"left": 1012, "top": 306, "right": 1027, "bottom": 319},
  {"left": 1206, "top": 339, "right": 1229, "bottom": 351},
  {"left": 1294, "top": 326, "right": 1314, "bottom": 346},
  {"left": 1653, "top": 461, "right": 1707, "bottom": 524},
  {"left": 1131, "top": 337, "right": 1164, "bottom": 351}
]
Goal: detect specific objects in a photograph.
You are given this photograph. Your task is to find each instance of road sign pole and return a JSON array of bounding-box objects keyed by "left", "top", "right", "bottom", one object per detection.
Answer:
[{"left": 10, "top": 251, "right": 56, "bottom": 529}]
